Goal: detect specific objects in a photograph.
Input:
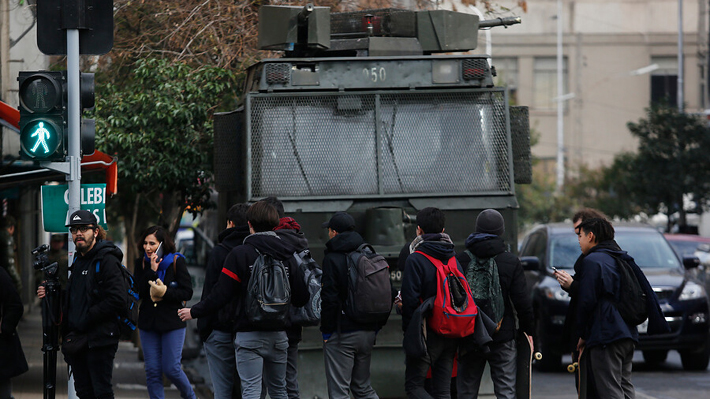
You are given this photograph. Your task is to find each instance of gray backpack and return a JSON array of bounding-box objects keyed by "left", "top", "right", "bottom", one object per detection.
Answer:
[
  {"left": 464, "top": 250, "right": 505, "bottom": 331},
  {"left": 344, "top": 243, "right": 393, "bottom": 324},
  {"left": 245, "top": 248, "right": 291, "bottom": 328},
  {"left": 288, "top": 249, "right": 322, "bottom": 326}
]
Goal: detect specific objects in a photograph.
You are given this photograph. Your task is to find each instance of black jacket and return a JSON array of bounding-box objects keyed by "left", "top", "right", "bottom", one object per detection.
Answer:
[
  {"left": 0, "top": 266, "right": 28, "bottom": 378},
  {"left": 197, "top": 225, "right": 250, "bottom": 341},
  {"left": 401, "top": 234, "right": 459, "bottom": 333},
  {"left": 190, "top": 231, "right": 309, "bottom": 332},
  {"left": 320, "top": 231, "right": 396, "bottom": 335},
  {"left": 65, "top": 240, "right": 125, "bottom": 348},
  {"left": 456, "top": 234, "right": 535, "bottom": 343},
  {"left": 135, "top": 253, "right": 193, "bottom": 333}
]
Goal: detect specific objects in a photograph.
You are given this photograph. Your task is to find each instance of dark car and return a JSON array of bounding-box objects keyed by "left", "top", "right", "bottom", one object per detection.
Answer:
[{"left": 519, "top": 223, "right": 710, "bottom": 371}]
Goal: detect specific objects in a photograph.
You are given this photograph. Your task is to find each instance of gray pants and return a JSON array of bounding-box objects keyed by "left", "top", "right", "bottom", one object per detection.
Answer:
[
  {"left": 588, "top": 339, "right": 635, "bottom": 399},
  {"left": 286, "top": 341, "right": 300, "bottom": 399},
  {"left": 323, "top": 330, "right": 379, "bottom": 399},
  {"left": 203, "top": 330, "right": 237, "bottom": 399},
  {"left": 235, "top": 331, "right": 289, "bottom": 399},
  {"left": 457, "top": 340, "right": 517, "bottom": 399}
]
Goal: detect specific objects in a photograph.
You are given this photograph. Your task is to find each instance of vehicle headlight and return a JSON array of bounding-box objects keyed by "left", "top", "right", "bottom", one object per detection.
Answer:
[
  {"left": 543, "top": 286, "right": 571, "bottom": 302},
  {"left": 679, "top": 282, "right": 706, "bottom": 301}
]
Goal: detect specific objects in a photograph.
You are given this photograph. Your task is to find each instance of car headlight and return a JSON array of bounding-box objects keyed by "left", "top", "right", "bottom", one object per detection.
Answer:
[
  {"left": 543, "top": 286, "right": 571, "bottom": 302},
  {"left": 679, "top": 282, "right": 707, "bottom": 301}
]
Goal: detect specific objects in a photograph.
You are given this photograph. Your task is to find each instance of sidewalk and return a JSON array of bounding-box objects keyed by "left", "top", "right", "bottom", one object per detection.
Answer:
[{"left": 11, "top": 305, "right": 213, "bottom": 399}]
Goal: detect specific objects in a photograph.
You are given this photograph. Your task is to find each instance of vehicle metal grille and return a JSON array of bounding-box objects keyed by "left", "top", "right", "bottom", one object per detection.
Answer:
[
  {"left": 248, "top": 90, "right": 511, "bottom": 199},
  {"left": 462, "top": 59, "right": 489, "bottom": 80},
  {"left": 653, "top": 287, "right": 675, "bottom": 302},
  {"left": 265, "top": 64, "right": 291, "bottom": 84}
]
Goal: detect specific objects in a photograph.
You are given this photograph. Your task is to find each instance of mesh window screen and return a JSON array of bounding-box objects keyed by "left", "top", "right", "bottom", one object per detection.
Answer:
[{"left": 249, "top": 90, "right": 511, "bottom": 199}]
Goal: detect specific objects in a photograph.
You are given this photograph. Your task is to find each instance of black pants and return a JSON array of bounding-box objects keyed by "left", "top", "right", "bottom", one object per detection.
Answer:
[
  {"left": 66, "top": 343, "right": 118, "bottom": 399},
  {"left": 405, "top": 330, "right": 458, "bottom": 399}
]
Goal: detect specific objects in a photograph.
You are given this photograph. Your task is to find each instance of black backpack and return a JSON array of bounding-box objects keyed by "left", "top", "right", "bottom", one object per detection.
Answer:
[
  {"left": 344, "top": 243, "right": 393, "bottom": 324},
  {"left": 245, "top": 248, "right": 291, "bottom": 328},
  {"left": 610, "top": 255, "right": 648, "bottom": 326},
  {"left": 93, "top": 260, "right": 139, "bottom": 340},
  {"left": 288, "top": 249, "right": 322, "bottom": 326}
]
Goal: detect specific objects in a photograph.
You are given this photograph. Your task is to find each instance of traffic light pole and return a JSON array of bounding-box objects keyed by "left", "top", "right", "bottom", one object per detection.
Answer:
[{"left": 65, "top": 28, "right": 80, "bottom": 399}]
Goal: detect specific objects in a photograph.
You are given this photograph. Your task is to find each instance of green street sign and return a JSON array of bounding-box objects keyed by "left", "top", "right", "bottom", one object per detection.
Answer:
[{"left": 41, "top": 184, "right": 108, "bottom": 233}]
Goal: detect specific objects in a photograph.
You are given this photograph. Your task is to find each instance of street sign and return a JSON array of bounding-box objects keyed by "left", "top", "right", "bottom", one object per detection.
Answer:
[
  {"left": 41, "top": 184, "right": 108, "bottom": 232},
  {"left": 37, "top": 0, "right": 114, "bottom": 55}
]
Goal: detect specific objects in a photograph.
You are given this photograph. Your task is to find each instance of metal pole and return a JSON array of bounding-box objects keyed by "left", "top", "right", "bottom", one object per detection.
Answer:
[
  {"left": 678, "top": 0, "right": 684, "bottom": 112},
  {"left": 556, "top": 0, "right": 564, "bottom": 191},
  {"left": 66, "top": 28, "right": 81, "bottom": 399}
]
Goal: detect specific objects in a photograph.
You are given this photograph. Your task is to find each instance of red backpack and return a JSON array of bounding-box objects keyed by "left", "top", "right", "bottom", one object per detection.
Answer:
[{"left": 415, "top": 251, "right": 477, "bottom": 338}]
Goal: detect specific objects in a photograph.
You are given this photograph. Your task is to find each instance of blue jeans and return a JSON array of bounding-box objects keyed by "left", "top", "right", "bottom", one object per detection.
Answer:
[
  {"left": 140, "top": 328, "right": 196, "bottom": 399},
  {"left": 235, "top": 331, "right": 289, "bottom": 399},
  {"left": 203, "top": 330, "right": 238, "bottom": 399}
]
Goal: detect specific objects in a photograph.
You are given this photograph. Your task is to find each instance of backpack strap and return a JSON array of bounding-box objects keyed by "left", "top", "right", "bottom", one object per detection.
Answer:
[{"left": 414, "top": 250, "right": 456, "bottom": 271}]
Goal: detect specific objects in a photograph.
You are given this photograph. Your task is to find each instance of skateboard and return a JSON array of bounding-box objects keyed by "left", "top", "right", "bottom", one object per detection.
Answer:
[
  {"left": 566, "top": 348, "right": 588, "bottom": 399},
  {"left": 516, "top": 332, "right": 542, "bottom": 399}
]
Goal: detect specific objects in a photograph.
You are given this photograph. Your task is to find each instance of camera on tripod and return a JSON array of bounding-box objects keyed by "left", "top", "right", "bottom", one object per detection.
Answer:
[{"left": 32, "top": 244, "right": 58, "bottom": 280}]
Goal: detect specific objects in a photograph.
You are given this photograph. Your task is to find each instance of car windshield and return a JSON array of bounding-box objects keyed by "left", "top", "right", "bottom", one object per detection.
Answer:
[{"left": 550, "top": 229, "right": 680, "bottom": 269}]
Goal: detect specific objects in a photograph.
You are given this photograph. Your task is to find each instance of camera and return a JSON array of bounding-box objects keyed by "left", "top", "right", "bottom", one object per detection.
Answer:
[{"left": 32, "top": 244, "right": 58, "bottom": 280}]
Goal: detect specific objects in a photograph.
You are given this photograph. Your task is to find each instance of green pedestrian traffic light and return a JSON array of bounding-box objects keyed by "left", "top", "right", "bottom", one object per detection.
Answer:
[{"left": 18, "top": 71, "right": 67, "bottom": 161}]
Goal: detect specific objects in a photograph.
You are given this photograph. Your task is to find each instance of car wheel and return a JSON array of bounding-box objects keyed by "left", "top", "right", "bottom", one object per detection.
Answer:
[
  {"left": 533, "top": 318, "right": 561, "bottom": 371},
  {"left": 680, "top": 346, "right": 710, "bottom": 371},
  {"left": 642, "top": 350, "right": 668, "bottom": 364}
]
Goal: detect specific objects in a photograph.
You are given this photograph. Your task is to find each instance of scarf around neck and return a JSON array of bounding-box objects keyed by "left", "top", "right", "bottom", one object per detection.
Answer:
[{"left": 144, "top": 252, "right": 183, "bottom": 282}]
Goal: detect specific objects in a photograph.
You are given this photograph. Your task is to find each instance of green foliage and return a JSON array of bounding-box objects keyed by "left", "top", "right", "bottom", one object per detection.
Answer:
[
  {"left": 566, "top": 103, "right": 710, "bottom": 230},
  {"left": 93, "top": 58, "right": 236, "bottom": 238}
]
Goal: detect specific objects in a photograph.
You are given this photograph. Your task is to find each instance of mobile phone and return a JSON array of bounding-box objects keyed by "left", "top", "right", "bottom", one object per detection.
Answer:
[{"left": 154, "top": 242, "right": 164, "bottom": 260}]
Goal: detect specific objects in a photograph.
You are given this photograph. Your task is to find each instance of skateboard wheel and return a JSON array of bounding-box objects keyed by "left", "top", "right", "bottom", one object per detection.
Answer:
[
  {"left": 567, "top": 362, "right": 578, "bottom": 373},
  {"left": 534, "top": 352, "right": 542, "bottom": 361}
]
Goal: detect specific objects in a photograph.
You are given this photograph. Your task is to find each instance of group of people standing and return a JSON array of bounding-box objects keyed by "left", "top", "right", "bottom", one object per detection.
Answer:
[{"left": 22, "top": 204, "right": 666, "bottom": 399}]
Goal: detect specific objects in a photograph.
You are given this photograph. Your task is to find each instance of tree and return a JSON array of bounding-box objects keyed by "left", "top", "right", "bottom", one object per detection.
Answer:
[
  {"left": 94, "top": 58, "right": 235, "bottom": 262},
  {"left": 610, "top": 103, "right": 710, "bottom": 230}
]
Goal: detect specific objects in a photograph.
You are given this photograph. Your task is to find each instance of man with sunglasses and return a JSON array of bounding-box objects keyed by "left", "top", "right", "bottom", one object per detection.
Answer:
[{"left": 38, "top": 210, "right": 125, "bottom": 399}]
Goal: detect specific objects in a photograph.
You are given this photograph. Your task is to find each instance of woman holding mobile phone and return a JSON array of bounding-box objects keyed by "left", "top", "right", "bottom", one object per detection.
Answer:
[{"left": 134, "top": 225, "right": 196, "bottom": 399}]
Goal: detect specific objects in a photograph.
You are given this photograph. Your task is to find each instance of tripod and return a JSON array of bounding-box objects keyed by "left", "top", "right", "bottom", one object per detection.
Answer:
[{"left": 34, "top": 244, "right": 61, "bottom": 399}]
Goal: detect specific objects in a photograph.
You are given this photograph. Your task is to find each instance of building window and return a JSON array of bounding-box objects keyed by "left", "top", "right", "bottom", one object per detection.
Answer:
[
  {"left": 533, "top": 57, "right": 568, "bottom": 110},
  {"left": 651, "top": 57, "right": 678, "bottom": 105},
  {"left": 493, "top": 58, "right": 518, "bottom": 104}
]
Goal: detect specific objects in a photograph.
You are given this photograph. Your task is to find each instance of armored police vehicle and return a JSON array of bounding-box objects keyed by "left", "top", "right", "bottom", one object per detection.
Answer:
[{"left": 213, "top": 5, "right": 531, "bottom": 397}]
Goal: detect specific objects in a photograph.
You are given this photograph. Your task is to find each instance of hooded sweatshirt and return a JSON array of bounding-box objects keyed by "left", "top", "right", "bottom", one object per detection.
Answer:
[
  {"left": 400, "top": 233, "right": 459, "bottom": 333},
  {"left": 190, "top": 231, "right": 308, "bottom": 332},
  {"left": 65, "top": 240, "right": 125, "bottom": 348},
  {"left": 457, "top": 233, "right": 534, "bottom": 343}
]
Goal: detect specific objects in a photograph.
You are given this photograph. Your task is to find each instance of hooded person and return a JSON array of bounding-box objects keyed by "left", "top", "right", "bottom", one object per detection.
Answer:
[
  {"left": 37, "top": 210, "right": 125, "bottom": 399},
  {"left": 179, "top": 201, "right": 309, "bottom": 399},
  {"left": 455, "top": 209, "right": 534, "bottom": 399}
]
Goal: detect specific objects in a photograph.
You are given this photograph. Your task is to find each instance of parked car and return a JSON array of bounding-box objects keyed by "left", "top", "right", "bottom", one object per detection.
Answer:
[
  {"left": 665, "top": 233, "right": 710, "bottom": 265},
  {"left": 519, "top": 223, "right": 710, "bottom": 371}
]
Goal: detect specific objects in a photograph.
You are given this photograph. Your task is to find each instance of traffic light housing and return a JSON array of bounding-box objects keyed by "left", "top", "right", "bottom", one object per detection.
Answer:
[
  {"left": 18, "top": 71, "right": 66, "bottom": 161},
  {"left": 18, "top": 71, "right": 96, "bottom": 161}
]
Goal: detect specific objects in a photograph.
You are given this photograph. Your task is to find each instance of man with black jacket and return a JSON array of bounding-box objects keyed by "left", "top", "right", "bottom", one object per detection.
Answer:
[
  {"left": 455, "top": 209, "right": 534, "bottom": 399},
  {"left": 179, "top": 201, "right": 308, "bottom": 399},
  {"left": 38, "top": 210, "right": 125, "bottom": 399},
  {"left": 400, "top": 207, "right": 460, "bottom": 399},
  {"left": 198, "top": 203, "right": 250, "bottom": 399},
  {"left": 320, "top": 211, "right": 395, "bottom": 399}
]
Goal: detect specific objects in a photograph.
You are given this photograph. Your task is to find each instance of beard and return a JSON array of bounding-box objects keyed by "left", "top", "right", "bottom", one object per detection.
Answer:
[{"left": 74, "top": 234, "right": 95, "bottom": 253}]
